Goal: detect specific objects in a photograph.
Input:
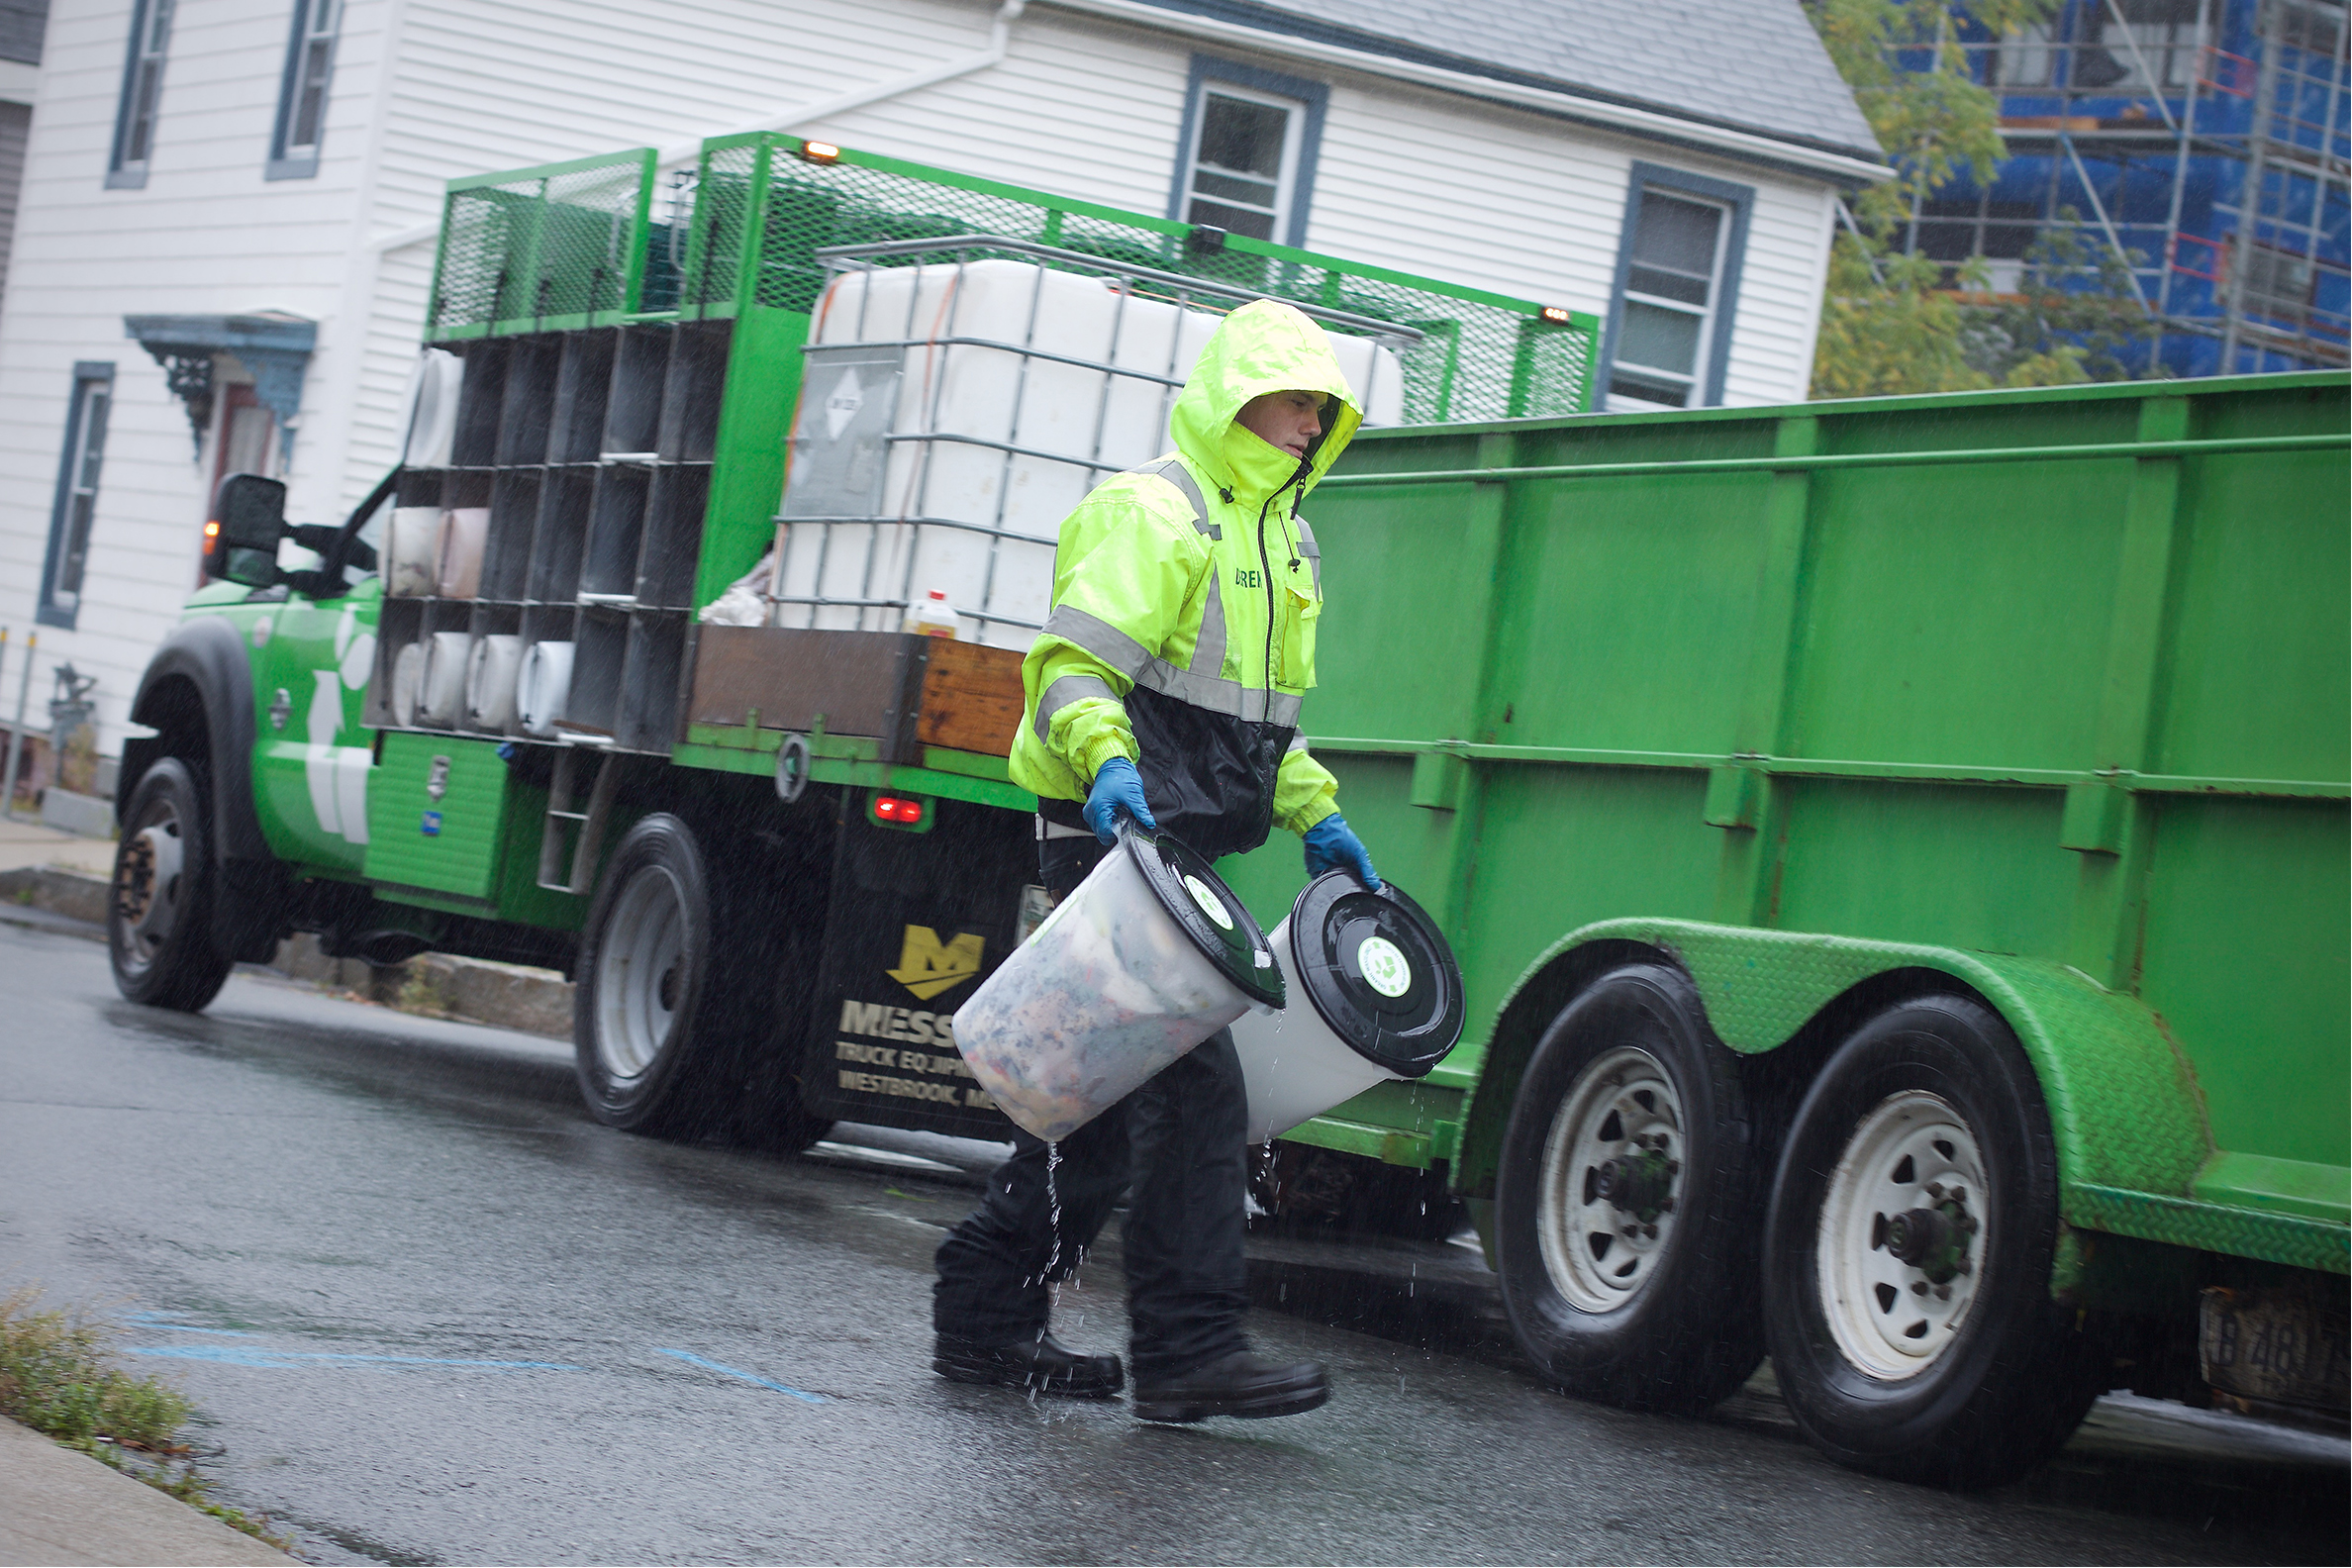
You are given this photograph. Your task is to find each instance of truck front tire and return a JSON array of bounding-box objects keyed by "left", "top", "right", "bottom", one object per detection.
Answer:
[
  {"left": 1495, "top": 963, "right": 1767, "bottom": 1413},
  {"left": 1761, "top": 996, "right": 2106, "bottom": 1489},
  {"left": 107, "top": 758, "right": 234, "bottom": 1012}
]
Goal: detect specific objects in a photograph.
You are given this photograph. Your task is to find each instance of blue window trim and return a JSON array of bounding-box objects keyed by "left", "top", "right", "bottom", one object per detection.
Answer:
[
  {"left": 1602, "top": 162, "right": 1755, "bottom": 409},
  {"left": 106, "top": 0, "right": 163, "bottom": 190},
  {"left": 265, "top": 0, "right": 338, "bottom": 181},
  {"left": 40, "top": 362, "right": 116, "bottom": 632},
  {"left": 1166, "top": 54, "right": 1327, "bottom": 249}
]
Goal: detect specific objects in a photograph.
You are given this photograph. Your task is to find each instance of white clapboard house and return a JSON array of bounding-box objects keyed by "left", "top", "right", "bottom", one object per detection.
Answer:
[{"left": 0, "top": 0, "right": 1879, "bottom": 759}]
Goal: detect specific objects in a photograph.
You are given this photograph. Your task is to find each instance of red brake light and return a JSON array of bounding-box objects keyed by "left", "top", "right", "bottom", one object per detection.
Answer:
[{"left": 873, "top": 794, "right": 925, "bottom": 825}]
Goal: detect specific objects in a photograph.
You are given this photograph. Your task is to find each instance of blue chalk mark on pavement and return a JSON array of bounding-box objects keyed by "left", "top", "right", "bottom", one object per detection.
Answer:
[
  {"left": 655, "top": 1347, "right": 826, "bottom": 1404},
  {"left": 129, "top": 1346, "right": 582, "bottom": 1371}
]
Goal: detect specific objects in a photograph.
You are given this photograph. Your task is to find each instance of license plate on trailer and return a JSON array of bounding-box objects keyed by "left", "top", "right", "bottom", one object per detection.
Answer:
[{"left": 2200, "top": 1284, "right": 2350, "bottom": 1413}]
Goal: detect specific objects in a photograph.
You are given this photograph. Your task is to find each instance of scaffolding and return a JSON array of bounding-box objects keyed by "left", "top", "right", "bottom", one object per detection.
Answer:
[{"left": 1906, "top": 0, "right": 2348, "bottom": 375}]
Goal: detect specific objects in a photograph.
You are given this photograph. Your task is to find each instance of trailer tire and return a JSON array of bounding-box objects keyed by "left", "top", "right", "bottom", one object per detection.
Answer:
[
  {"left": 575, "top": 814, "right": 745, "bottom": 1138},
  {"left": 1761, "top": 996, "right": 2106, "bottom": 1490},
  {"left": 1495, "top": 963, "right": 1766, "bottom": 1413},
  {"left": 107, "top": 758, "right": 235, "bottom": 1013}
]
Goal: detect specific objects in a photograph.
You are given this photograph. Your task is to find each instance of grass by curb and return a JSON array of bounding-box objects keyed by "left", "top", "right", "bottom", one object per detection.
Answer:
[{"left": 0, "top": 1283, "right": 293, "bottom": 1551}]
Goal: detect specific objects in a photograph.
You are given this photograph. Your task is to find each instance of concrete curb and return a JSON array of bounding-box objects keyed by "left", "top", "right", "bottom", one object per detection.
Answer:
[
  {"left": 0, "top": 865, "right": 575, "bottom": 1041},
  {"left": 2, "top": 863, "right": 110, "bottom": 926},
  {"left": 0, "top": 1417, "right": 297, "bottom": 1566}
]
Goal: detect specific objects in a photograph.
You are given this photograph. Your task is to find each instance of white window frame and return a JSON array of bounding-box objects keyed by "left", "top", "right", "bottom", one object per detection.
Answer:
[
  {"left": 106, "top": 0, "right": 173, "bottom": 190},
  {"left": 1181, "top": 81, "right": 1306, "bottom": 245},
  {"left": 1608, "top": 188, "right": 1733, "bottom": 412},
  {"left": 267, "top": 0, "right": 342, "bottom": 180}
]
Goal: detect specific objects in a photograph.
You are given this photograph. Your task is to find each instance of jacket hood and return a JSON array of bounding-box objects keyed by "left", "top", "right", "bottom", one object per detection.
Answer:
[{"left": 1168, "top": 299, "right": 1364, "bottom": 507}]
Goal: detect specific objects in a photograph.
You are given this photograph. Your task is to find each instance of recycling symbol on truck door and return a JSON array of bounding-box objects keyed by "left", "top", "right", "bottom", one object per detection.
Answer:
[{"left": 303, "top": 605, "right": 376, "bottom": 844}]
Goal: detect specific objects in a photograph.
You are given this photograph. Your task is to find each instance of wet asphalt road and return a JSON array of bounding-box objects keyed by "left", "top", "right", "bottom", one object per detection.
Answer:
[{"left": 1, "top": 917, "right": 2344, "bottom": 1566}]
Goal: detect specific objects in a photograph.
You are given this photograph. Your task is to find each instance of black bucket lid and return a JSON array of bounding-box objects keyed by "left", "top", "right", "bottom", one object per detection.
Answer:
[
  {"left": 1286, "top": 873, "right": 1464, "bottom": 1077},
  {"left": 1120, "top": 823, "right": 1286, "bottom": 1010}
]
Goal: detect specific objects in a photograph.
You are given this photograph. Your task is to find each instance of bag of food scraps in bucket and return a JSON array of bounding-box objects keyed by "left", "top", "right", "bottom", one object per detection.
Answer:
[{"left": 952, "top": 824, "right": 1283, "bottom": 1141}]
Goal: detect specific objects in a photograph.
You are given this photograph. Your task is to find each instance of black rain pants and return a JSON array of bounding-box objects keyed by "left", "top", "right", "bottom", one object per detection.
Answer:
[{"left": 931, "top": 829, "right": 1250, "bottom": 1383}]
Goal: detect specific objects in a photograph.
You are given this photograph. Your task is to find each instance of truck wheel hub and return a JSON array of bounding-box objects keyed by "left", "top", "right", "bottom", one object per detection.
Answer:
[
  {"left": 1816, "top": 1090, "right": 1988, "bottom": 1379},
  {"left": 1535, "top": 1045, "right": 1686, "bottom": 1313},
  {"left": 113, "top": 816, "right": 185, "bottom": 964},
  {"left": 593, "top": 865, "right": 691, "bottom": 1084}
]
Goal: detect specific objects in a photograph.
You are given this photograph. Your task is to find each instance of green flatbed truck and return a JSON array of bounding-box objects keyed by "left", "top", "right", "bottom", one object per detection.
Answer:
[{"left": 110, "top": 135, "right": 2345, "bottom": 1489}]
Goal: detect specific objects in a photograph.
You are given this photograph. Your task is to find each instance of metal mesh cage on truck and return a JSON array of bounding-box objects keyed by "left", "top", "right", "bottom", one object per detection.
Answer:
[
  {"left": 675, "top": 134, "right": 1600, "bottom": 423},
  {"left": 429, "top": 149, "right": 661, "bottom": 341}
]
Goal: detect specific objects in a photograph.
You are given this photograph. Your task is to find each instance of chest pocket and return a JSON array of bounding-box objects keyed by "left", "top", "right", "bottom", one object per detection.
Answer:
[{"left": 1277, "top": 562, "right": 1323, "bottom": 690}]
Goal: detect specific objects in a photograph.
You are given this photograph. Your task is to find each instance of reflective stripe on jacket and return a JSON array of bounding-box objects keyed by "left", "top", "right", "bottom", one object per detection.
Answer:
[{"left": 1009, "top": 298, "right": 1358, "bottom": 860}]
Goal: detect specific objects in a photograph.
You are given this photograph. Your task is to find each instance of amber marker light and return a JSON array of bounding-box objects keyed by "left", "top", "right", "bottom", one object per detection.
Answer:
[
  {"left": 800, "top": 142, "right": 842, "bottom": 164},
  {"left": 204, "top": 520, "right": 221, "bottom": 537},
  {"left": 1539, "top": 306, "right": 1574, "bottom": 325}
]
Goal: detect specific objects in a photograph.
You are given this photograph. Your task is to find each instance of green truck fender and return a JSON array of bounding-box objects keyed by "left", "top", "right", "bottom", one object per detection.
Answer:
[
  {"left": 120, "top": 614, "right": 271, "bottom": 863},
  {"left": 1460, "top": 919, "right": 2349, "bottom": 1281},
  {"left": 117, "top": 613, "right": 290, "bottom": 962}
]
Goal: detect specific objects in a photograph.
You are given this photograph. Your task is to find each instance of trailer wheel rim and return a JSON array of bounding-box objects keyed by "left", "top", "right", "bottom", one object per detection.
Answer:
[
  {"left": 1815, "top": 1089, "right": 1988, "bottom": 1380},
  {"left": 595, "top": 864, "right": 688, "bottom": 1083},
  {"left": 1536, "top": 1044, "right": 1686, "bottom": 1313},
  {"left": 114, "top": 811, "right": 186, "bottom": 974}
]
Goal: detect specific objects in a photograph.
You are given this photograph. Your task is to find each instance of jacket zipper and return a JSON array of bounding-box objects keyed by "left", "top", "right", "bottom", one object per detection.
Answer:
[{"left": 1257, "top": 491, "right": 1279, "bottom": 724}]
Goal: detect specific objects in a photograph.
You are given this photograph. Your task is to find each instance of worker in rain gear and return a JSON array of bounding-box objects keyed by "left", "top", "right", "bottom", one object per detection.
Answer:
[{"left": 932, "top": 299, "right": 1381, "bottom": 1422}]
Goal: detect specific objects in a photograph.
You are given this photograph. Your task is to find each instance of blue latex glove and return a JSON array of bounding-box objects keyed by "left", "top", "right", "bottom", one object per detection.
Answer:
[
  {"left": 1083, "top": 755, "right": 1157, "bottom": 844},
  {"left": 1303, "top": 814, "right": 1381, "bottom": 889}
]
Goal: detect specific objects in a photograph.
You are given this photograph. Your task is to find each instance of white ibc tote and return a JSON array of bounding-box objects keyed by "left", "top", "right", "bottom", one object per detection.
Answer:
[{"left": 764, "top": 242, "right": 1411, "bottom": 650}]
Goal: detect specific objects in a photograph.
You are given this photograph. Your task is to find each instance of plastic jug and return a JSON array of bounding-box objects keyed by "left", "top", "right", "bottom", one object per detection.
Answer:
[
  {"left": 1228, "top": 873, "right": 1465, "bottom": 1145},
  {"left": 953, "top": 824, "right": 1284, "bottom": 1141},
  {"left": 904, "top": 589, "right": 959, "bottom": 637}
]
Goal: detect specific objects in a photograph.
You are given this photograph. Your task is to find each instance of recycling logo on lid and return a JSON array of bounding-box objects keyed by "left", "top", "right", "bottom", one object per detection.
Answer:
[{"left": 1356, "top": 935, "right": 1413, "bottom": 998}]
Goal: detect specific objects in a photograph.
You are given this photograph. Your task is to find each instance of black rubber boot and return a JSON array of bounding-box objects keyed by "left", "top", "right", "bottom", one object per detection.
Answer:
[
  {"left": 1130, "top": 1350, "right": 1329, "bottom": 1422},
  {"left": 933, "top": 1332, "right": 1125, "bottom": 1398}
]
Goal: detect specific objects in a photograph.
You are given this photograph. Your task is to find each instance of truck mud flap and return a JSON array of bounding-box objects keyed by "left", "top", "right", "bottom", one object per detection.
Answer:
[{"left": 800, "top": 793, "right": 1035, "bottom": 1141}]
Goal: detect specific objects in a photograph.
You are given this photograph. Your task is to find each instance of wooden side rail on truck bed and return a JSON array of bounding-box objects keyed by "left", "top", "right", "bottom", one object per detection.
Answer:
[{"left": 687, "top": 627, "right": 1028, "bottom": 762}]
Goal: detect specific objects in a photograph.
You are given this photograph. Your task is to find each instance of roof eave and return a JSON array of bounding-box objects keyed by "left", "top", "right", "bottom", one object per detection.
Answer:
[{"left": 1044, "top": 0, "right": 1892, "bottom": 183}]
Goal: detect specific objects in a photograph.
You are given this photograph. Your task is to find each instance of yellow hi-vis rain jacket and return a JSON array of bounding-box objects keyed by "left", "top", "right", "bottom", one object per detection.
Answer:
[{"left": 1009, "top": 298, "right": 1356, "bottom": 863}]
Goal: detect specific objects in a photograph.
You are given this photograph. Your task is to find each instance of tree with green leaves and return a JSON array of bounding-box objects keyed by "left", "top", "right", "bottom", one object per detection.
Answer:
[{"left": 1805, "top": 0, "right": 2158, "bottom": 397}]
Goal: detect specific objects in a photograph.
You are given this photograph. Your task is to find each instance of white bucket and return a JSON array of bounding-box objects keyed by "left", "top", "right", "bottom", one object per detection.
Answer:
[
  {"left": 953, "top": 825, "right": 1284, "bottom": 1141},
  {"left": 435, "top": 508, "right": 489, "bottom": 599},
  {"left": 518, "top": 640, "right": 573, "bottom": 737},
  {"left": 418, "top": 632, "right": 472, "bottom": 726},
  {"left": 1230, "top": 874, "right": 1466, "bottom": 1145},
  {"left": 384, "top": 508, "right": 441, "bottom": 598},
  {"left": 465, "top": 635, "right": 525, "bottom": 731}
]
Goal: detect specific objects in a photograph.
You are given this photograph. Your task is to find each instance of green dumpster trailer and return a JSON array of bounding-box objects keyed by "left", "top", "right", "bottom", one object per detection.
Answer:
[{"left": 110, "top": 136, "right": 2344, "bottom": 1488}]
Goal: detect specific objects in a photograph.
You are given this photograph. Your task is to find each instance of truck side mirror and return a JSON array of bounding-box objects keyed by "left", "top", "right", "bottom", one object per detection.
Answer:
[{"left": 203, "top": 472, "right": 286, "bottom": 586}]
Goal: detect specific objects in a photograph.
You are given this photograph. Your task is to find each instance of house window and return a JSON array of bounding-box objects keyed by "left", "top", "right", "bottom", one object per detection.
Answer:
[
  {"left": 1168, "top": 58, "right": 1327, "bottom": 248},
  {"left": 1989, "top": 21, "right": 2059, "bottom": 88},
  {"left": 2073, "top": 0, "right": 2204, "bottom": 91},
  {"left": 40, "top": 365, "right": 115, "bottom": 629},
  {"left": 107, "top": 0, "right": 173, "bottom": 190},
  {"left": 1605, "top": 166, "right": 1753, "bottom": 411},
  {"left": 267, "top": 0, "right": 341, "bottom": 180}
]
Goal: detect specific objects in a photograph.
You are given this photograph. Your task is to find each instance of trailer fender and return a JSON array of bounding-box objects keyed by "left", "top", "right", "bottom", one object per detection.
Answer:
[
  {"left": 1464, "top": 920, "right": 2339, "bottom": 1275},
  {"left": 119, "top": 615, "right": 273, "bottom": 866}
]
